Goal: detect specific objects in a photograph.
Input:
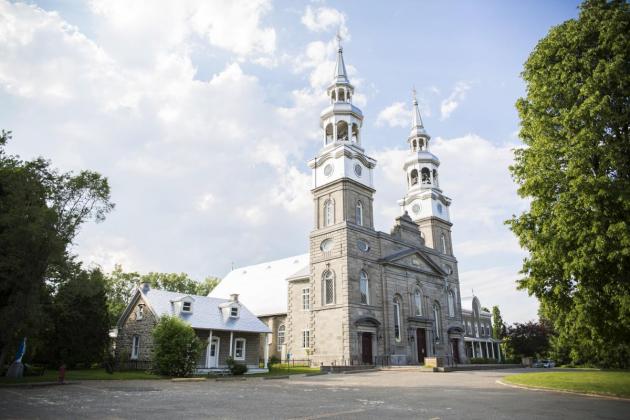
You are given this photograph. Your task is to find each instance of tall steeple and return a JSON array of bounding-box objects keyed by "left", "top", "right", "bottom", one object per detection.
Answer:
[
  {"left": 308, "top": 41, "right": 376, "bottom": 226},
  {"left": 398, "top": 89, "right": 453, "bottom": 252},
  {"left": 333, "top": 34, "right": 349, "bottom": 85}
]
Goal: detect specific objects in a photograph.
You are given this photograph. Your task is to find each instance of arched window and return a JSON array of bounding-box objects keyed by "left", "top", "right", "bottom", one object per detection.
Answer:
[
  {"left": 331, "top": 90, "right": 336, "bottom": 102},
  {"left": 351, "top": 123, "right": 359, "bottom": 142},
  {"left": 393, "top": 296, "right": 402, "bottom": 342},
  {"left": 336, "top": 120, "right": 348, "bottom": 142},
  {"left": 418, "top": 139, "right": 425, "bottom": 150},
  {"left": 412, "top": 139, "right": 417, "bottom": 151},
  {"left": 355, "top": 201, "right": 363, "bottom": 226},
  {"left": 441, "top": 234, "right": 447, "bottom": 254},
  {"left": 414, "top": 289, "right": 423, "bottom": 316},
  {"left": 323, "top": 270, "right": 335, "bottom": 305},
  {"left": 338, "top": 89, "right": 345, "bottom": 102},
  {"left": 359, "top": 270, "right": 369, "bottom": 304},
  {"left": 432, "top": 169, "right": 439, "bottom": 186},
  {"left": 325, "top": 123, "right": 333, "bottom": 144},
  {"left": 410, "top": 169, "right": 419, "bottom": 186},
  {"left": 324, "top": 199, "right": 334, "bottom": 226},
  {"left": 448, "top": 290, "right": 455, "bottom": 317},
  {"left": 277, "top": 325, "right": 285, "bottom": 351},
  {"left": 433, "top": 302, "right": 441, "bottom": 341},
  {"left": 421, "top": 168, "right": 431, "bottom": 184}
]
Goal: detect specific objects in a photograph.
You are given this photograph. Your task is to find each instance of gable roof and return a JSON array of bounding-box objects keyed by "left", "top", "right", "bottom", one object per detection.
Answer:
[
  {"left": 379, "top": 248, "right": 447, "bottom": 276},
  {"left": 210, "top": 254, "right": 309, "bottom": 316},
  {"left": 122, "top": 287, "right": 270, "bottom": 333}
]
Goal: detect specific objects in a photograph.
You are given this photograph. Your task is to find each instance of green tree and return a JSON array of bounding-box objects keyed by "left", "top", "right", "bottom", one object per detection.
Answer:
[
  {"left": 196, "top": 276, "right": 220, "bottom": 296},
  {"left": 152, "top": 316, "right": 202, "bottom": 377},
  {"left": 0, "top": 131, "right": 114, "bottom": 368},
  {"left": 48, "top": 265, "right": 110, "bottom": 367},
  {"left": 508, "top": 0, "right": 630, "bottom": 367},
  {"left": 104, "top": 265, "right": 141, "bottom": 323},
  {"left": 504, "top": 321, "right": 552, "bottom": 359},
  {"left": 492, "top": 306, "right": 507, "bottom": 339}
]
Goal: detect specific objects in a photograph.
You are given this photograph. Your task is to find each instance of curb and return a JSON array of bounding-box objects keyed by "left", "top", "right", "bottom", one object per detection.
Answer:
[
  {"left": 496, "top": 379, "right": 630, "bottom": 401},
  {"left": 263, "top": 375, "right": 289, "bottom": 380},
  {"left": 0, "top": 381, "right": 80, "bottom": 388},
  {"left": 342, "top": 369, "right": 380, "bottom": 374},
  {"left": 215, "top": 377, "right": 246, "bottom": 382},
  {"left": 171, "top": 377, "right": 206, "bottom": 382},
  {"left": 305, "top": 372, "right": 329, "bottom": 377}
]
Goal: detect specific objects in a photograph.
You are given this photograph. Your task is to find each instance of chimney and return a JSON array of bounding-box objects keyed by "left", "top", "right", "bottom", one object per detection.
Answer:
[
  {"left": 230, "top": 293, "right": 239, "bottom": 303},
  {"left": 140, "top": 282, "right": 150, "bottom": 293}
]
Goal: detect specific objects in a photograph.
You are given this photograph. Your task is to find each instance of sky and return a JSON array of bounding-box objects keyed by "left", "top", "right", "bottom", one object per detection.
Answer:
[{"left": 0, "top": 0, "right": 583, "bottom": 323}]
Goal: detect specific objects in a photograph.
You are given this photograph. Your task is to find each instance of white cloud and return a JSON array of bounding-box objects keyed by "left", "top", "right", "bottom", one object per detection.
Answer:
[
  {"left": 440, "top": 81, "right": 471, "bottom": 120},
  {"left": 301, "top": 5, "right": 347, "bottom": 36},
  {"left": 375, "top": 102, "right": 410, "bottom": 128}
]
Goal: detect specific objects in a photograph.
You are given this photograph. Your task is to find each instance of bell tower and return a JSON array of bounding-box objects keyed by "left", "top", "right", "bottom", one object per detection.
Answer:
[
  {"left": 304, "top": 39, "right": 378, "bottom": 365},
  {"left": 397, "top": 90, "right": 454, "bottom": 255},
  {"left": 308, "top": 38, "right": 377, "bottom": 230}
]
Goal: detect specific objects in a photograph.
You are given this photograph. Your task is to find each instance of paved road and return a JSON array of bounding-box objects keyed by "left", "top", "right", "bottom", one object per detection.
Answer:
[{"left": 0, "top": 368, "right": 627, "bottom": 419}]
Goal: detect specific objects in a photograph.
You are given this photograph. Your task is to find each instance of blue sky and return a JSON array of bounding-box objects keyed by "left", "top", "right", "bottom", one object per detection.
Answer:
[{"left": 0, "top": 0, "right": 582, "bottom": 322}]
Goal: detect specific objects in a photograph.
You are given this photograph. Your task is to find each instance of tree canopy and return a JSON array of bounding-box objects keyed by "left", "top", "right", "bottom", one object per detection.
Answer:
[
  {"left": 508, "top": 0, "right": 630, "bottom": 367},
  {"left": 0, "top": 130, "right": 114, "bottom": 368}
]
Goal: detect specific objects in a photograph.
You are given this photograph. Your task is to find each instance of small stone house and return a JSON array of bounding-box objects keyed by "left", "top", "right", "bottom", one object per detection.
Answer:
[{"left": 115, "top": 283, "right": 271, "bottom": 373}]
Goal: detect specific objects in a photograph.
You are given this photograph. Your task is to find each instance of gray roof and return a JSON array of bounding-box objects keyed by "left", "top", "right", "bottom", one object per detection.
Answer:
[{"left": 141, "top": 288, "right": 270, "bottom": 334}]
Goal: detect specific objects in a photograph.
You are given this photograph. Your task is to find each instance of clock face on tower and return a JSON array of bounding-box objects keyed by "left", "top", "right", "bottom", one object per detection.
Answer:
[{"left": 412, "top": 203, "right": 421, "bottom": 215}]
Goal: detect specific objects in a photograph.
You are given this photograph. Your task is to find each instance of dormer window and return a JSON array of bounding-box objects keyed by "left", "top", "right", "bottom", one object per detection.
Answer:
[
  {"left": 182, "top": 301, "right": 192, "bottom": 312},
  {"left": 230, "top": 307, "right": 239, "bottom": 318}
]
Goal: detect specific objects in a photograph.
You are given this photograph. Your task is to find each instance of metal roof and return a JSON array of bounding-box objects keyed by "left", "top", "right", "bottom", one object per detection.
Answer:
[
  {"left": 141, "top": 288, "right": 270, "bottom": 333},
  {"left": 210, "top": 254, "right": 309, "bottom": 316}
]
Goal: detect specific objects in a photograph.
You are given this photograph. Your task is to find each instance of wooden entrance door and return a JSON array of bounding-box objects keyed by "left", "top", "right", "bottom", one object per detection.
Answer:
[
  {"left": 361, "top": 333, "right": 373, "bottom": 364},
  {"left": 416, "top": 328, "right": 426, "bottom": 364},
  {"left": 452, "top": 339, "right": 460, "bottom": 364}
]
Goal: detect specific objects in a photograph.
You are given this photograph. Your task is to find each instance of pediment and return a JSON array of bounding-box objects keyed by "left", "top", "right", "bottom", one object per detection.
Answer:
[{"left": 380, "top": 249, "right": 446, "bottom": 276}]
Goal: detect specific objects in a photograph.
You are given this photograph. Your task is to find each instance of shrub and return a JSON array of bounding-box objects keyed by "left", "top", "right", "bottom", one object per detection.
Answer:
[
  {"left": 268, "top": 355, "right": 280, "bottom": 366},
  {"left": 152, "top": 316, "right": 202, "bottom": 377},
  {"left": 225, "top": 356, "right": 248, "bottom": 375},
  {"left": 469, "top": 357, "right": 494, "bottom": 364}
]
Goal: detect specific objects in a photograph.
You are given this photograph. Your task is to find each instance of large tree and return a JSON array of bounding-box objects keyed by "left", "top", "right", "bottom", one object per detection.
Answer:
[
  {"left": 0, "top": 131, "right": 114, "bottom": 367},
  {"left": 508, "top": 0, "right": 630, "bottom": 367},
  {"left": 47, "top": 265, "right": 110, "bottom": 367}
]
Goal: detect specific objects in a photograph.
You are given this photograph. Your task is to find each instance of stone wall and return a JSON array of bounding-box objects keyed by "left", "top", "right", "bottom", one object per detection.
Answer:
[{"left": 116, "top": 295, "right": 157, "bottom": 362}]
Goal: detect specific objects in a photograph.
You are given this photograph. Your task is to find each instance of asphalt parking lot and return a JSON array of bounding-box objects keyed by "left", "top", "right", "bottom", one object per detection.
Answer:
[{"left": 0, "top": 368, "right": 627, "bottom": 419}]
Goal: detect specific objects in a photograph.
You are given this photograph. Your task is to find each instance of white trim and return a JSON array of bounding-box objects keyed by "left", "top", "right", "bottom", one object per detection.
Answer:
[
  {"left": 234, "top": 338, "right": 246, "bottom": 361},
  {"left": 229, "top": 331, "right": 233, "bottom": 357}
]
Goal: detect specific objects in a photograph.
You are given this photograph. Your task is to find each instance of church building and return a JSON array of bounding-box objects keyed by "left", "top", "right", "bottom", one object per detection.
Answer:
[{"left": 211, "top": 42, "right": 468, "bottom": 366}]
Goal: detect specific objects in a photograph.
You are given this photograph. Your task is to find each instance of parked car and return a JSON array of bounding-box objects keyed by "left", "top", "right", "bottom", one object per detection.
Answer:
[
  {"left": 543, "top": 360, "right": 555, "bottom": 368},
  {"left": 532, "top": 360, "right": 544, "bottom": 368}
]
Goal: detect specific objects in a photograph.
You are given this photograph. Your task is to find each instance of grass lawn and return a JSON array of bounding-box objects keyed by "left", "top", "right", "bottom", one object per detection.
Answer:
[
  {"left": 248, "top": 365, "right": 321, "bottom": 377},
  {"left": 504, "top": 370, "right": 630, "bottom": 398},
  {"left": 0, "top": 369, "right": 165, "bottom": 385}
]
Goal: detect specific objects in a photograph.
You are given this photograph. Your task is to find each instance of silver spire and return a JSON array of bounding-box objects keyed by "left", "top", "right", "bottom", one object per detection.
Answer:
[
  {"left": 411, "top": 87, "right": 424, "bottom": 129},
  {"left": 410, "top": 87, "right": 429, "bottom": 139},
  {"left": 333, "top": 33, "right": 349, "bottom": 84}
]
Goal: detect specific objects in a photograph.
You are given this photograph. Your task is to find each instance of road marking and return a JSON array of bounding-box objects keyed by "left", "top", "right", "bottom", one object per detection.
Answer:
[
  {"left": 288, "top": 408, "right": 366, "bottom": 419},
  {"left": 0, "top": 389, "right": 24, "bottom": 398}
]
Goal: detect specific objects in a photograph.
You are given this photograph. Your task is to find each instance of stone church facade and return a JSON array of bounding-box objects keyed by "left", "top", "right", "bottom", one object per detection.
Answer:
[{"left": 212, "top": 43, "right": 467, "bottom": 366}]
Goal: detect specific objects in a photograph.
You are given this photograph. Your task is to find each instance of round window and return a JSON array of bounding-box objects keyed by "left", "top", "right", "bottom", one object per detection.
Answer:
[
  {"left": 354, "top": 164, "right": 362, "bottom": 177},
  {"left": 324, "top": 164, "right": 334, "bottom": 176},
  {"left": 357, "top": 239, "right": 370, "bottom": 252},
  {"left": 320, "top": 238, "right": 334, "bottom": 252},
  {"left": 412, "top": 203, "right": 421, "bottom": 214}
]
